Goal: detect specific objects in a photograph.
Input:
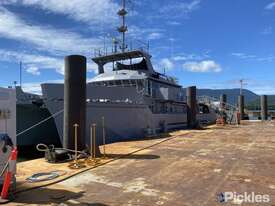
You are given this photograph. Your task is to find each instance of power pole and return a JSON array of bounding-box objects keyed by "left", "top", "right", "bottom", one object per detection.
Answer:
[
  {"left": 239, "top": 79, "right": 244, "bottom": 95},
  {"left": 19, "top": 61, "right": 22, "bottom": 87}
]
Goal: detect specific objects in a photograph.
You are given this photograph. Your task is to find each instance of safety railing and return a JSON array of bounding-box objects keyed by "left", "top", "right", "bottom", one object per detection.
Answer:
[{"left": 93, "top": 40, "right": 150, "bottom": 58}]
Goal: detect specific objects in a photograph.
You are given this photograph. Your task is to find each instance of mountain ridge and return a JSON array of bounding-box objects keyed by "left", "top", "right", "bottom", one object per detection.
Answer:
[{"left": 184, "top": 88, "right": 275, "bottom": 106}]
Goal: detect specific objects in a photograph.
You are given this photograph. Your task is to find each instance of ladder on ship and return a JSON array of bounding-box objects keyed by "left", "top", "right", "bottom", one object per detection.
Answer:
[{"left": 197, "top": 95, "right": 239, "bottom": 124}]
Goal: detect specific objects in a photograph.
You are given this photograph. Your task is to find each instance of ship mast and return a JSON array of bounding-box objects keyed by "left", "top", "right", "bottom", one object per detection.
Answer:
[{"left": 117, "top": 0, "right": 128, "bottom": 52}]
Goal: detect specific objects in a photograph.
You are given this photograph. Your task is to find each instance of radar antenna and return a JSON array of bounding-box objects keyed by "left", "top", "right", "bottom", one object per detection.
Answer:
[{"left": 117, "top": 0, "right": 128, "bottom": 52}]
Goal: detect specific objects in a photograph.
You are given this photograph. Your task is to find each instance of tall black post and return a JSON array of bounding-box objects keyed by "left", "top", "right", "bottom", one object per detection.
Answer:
[
  {"left": 220, "top": 94, "right": 227, "bottom": 122},
  {"left": 238, "top": 95, "right": 244, "bottom": 120},
  {"left": 186, "top": 86, "right": 197, "bottom": 129},
  {"left": 261, "top": 95, "right": 268, "bottom": 121},
  {"left": 64, "top": 55, "right": 86, "bottom": 150},
  {"left": 220, "top": 94, "right": 227, "bottom": 110}
]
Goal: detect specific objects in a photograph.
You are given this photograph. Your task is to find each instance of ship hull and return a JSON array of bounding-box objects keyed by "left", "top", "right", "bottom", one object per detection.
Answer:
[
  {"left": 42, "top": 83, "right": 216, "bottom": 145},
  {"left": 44, "top": 100, "right": 187, "bottom": 145},
  {"left": 16, "top": 104, "right": 60, "bottom": 147}
]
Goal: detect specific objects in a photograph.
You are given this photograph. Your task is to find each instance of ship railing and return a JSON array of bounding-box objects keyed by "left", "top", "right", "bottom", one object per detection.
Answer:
[
  {"left": 87, "top": 98, "right": 144, "bottom": 105},
  {"left": 93, "top": 40, "right": 150, "bottom": 58}
]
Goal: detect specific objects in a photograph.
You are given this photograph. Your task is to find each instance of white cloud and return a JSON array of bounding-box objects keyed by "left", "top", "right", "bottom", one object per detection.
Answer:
[
  {"left": 249, "top": 85, "right": 275, "bottom": 95},
  {"left": 265, "top": 1, "right": 275, "bottom": 10},
  {"left": 160, "top": 0, "right": 201, "bottom": 16},
  {"left": 261, "top": 26, "right": 273, "bottom": 35},
  {"left": 173, "top": 52, "right": 210, "bottom": 61},
  {"left": 231, "top": 52, "right": 275, "bottom": 62},
  {"left": 183, "top": 60, "right": 222, "bottom": 72},
  {"left": 147, "top": 32, "right": 163, "bottom": 40},
  {"left": 128, "top": 25, "right": 165, "bottom": 42},
  {"left": 173, "top": 56, "right": 189, "bottom": 61},
  {"left": 256, "top": 56, "right": 275, "bottom": 62},
  {"left": 167, "top": 21, "right": 181, "bottom": 26},
  {"left": 21, "top": 79, "right": 64, "bottom": 95},
  {"left": 0, "top": 49, "right": 97, "bottom": 75},
  {"left": 160, "top": 58, "right": 174, "bottom": 70},
  {"left": 0, "top": 49, "right": 64, "bottom": 74},
  {"left": 21, "top": 78, "right": 97, "bottom": 95},
  {"left": 22, "top": 82, "right": 44, "bottom": 94},
  {"left": 193, "top": 79, "right": 275, "bottom": 95},
  {"left": 231, "top": 52, "right": 256, "bottom": 59},
  {"left": 0, "top": 0, "right": 119, "bottom": 26},
  {"left": 26, "top": 66, "right": 40, "bottom": 75},
  {"left": 0, "top": 7, "right": 102, "bottom": 55},
  {"left": 182, "top": 0, "right": 201, "bottom": 12}
]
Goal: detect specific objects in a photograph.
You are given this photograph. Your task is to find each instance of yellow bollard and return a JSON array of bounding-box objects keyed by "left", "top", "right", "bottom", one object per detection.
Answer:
[
  {"left": 102, "top": 117, "right": 107, "bottom": 159},
  {"left": 86, "top": 123, "right": 100, "bottom": 165},
  {"left": 68, "top": 124, "right": 86, "bottom": 169}
]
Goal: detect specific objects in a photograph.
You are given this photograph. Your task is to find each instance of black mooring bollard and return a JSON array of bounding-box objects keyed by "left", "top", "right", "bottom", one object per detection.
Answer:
[
  {"left": 238, "top": 95, "right": 244, "bottom": 120},
  {"left": 261, "top": 95, "right": 268, "bottom": 121},
  {"left": 186, "top": 86, "right": 197, "bottom": 129},
  {"left": 220, "top": 94, "right": 227, "bottom": 110}
]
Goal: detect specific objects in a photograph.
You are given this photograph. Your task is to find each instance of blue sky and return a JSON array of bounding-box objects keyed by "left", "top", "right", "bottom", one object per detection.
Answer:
[{"left": 0, "top": 0, "right": 275, "bottom": 94}]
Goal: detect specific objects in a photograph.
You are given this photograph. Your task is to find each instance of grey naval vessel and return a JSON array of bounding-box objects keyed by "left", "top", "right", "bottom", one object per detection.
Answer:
[
  {"left": 16, "top": 86, "right": 60, "bottom": 147},
  {"left": 41, "top": 0, "right": 217, "bottom": 144},
  {"left": 0, "top": 85, "right": 59, "bottom": 147}
]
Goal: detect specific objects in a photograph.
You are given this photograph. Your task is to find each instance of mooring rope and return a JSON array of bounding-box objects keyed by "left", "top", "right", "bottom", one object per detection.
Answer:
[{"left": 36, "top": 143, "right": 87, "bottom": 156}]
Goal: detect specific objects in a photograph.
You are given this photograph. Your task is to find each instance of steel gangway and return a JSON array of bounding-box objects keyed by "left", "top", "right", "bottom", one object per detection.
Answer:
[{"left": 197, "top": 95, "right": 239, "bottom": 124}]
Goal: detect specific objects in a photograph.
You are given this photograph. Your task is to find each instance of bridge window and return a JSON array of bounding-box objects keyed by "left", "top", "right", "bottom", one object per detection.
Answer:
[{"left": 145, "top": 80, "right": 152, "bottom": 96}]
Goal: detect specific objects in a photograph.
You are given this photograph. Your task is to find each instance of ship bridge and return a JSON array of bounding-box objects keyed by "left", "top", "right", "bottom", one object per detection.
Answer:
[{"left": 92, "top": 49, "right": 157, "bottom": 75}]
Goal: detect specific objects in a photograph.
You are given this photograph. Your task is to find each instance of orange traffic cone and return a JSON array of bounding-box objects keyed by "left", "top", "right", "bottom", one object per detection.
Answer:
[{"left": 0, "top": 147, "right": 17, "bottom": 201}]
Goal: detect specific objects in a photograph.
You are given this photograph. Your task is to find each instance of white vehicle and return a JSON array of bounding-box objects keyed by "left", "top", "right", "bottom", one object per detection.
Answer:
[{"left": 0, "top": 87, "right": 16, "bottom": 188}]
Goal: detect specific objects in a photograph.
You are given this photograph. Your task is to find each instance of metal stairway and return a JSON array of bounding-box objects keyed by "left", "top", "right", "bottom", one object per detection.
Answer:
[{"left": 197, "top": 95, "right": 239, "bottom": 124}]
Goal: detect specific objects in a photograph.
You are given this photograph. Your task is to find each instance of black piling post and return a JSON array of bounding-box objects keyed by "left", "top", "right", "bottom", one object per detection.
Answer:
[
  {"left": 261, "top": 95, "right": 268, "bottom": 121},
  {"left": 186, "top": 86, "right": 197, "bottom": 129},
  {"left": 238, "top": 95, "right": 244, "bottom": 120},
  {"left": 220, "top": 94, "right": 227, "bottom": 122},
  {"left": 63, "top": 55, "right": 86, "bottom": 150},
  {"left": 220, "top": 94, "right": 227, "bottom": 110}
]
